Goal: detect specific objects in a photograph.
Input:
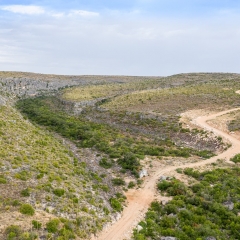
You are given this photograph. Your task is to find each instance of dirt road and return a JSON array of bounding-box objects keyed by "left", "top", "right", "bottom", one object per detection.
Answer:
[{"left": 93, "top": 107, "right": 240, "bottom": 240}]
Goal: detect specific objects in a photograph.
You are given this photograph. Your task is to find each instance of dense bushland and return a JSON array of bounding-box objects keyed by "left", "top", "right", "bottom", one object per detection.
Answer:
[
  {"left": 134, "top": 167, "right": 240, "bottom": 240},
  {"left": 16, "top": 97, "right": 213, "bottom": 176}
]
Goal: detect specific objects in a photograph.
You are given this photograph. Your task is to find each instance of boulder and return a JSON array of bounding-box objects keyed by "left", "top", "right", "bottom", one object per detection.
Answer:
[
  {"left": 137, "top": 225, "right": 143, "bottom": 232},
  {"left": 223, "top": 201, "right": 234, "bottom": 210},
  {"left": 139, "top": 169, "right": 148, "bottom": 178},
  {"left": 159, "top": 176, "right": 167, "bottom": 181}
]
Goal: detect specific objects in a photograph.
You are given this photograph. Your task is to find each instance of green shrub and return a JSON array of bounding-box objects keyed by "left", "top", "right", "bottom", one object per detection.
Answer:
[
  {"left": 36, "top": 173, "right": 44, "bottom": 179},
  {"left": 158, "top": 180, "right": 171, "bottom": 191},
  {"left": 72, "top": 197, "right": 79, "bottom": 203},
  {"left": 14, "top": 171, "right": 31, "bottom": 181},
  {"left": 110, "top": 198, "right": 123, "bottom": 212},
  {"left": 128, "top": 181, "right": 136, "bottom": 189},
  {"left": 183, "top": 168, "right": 201, "bottom": 178},
  {"left": 5, "top": 226, "right": 36, "bottom": 240},
  {"left": 103, "top": 206, "right": 110, "bottom": 215},
  {"left": 196, "top": 150, "right": 214, "bottom": 159},
  {"left": 58, "top": 228, "right": 75, "bottom": 239},
  {"left": 117, "top": 153, "right": 140, "bottom": 172},
  {"left": 231, "top": 154, "right": 240, "bottom": 163},
  {"left": 5, "top": 225, "right": 21, "bottom": 239},
  {"left": 32, "top": 220, "right": 42, "bottom": 230},
  {"left": 0, "top": 178, "right": 7, "bottom": 184},
  {"left": 53, "top": 188, "right": 65, "bottom": 197},
  {"left": 19, "top": 232, "right": 37, "bottom": 240},
  {"left": 0, "top": 175, "right": 7, "bottom": 184},
  {"left": 21, "top": 188, "right": 30, "bottom": 197},
  {"left": 81, "top": 206, "right": 88, "bottom": 212},
  {"left": 176, "top": 168, "right": 183, "bottom": 173},
  {"left": 99, "top": 157, "right": 113, "bottom": 169},
  {"left": 112, "top": 178, "right": 125, "bottom": 186},
  {"left": 20, "top": 204, "right": 35, "bottom": 216},
  {"left": 12, "top": 200, "right": 21, "bottom": 206},
  {"left": 158, "top": 179, "right": 187, "bottom": 196},
  {"left": 46, "top": 219, "right": 60, "bottom": 233},
  {"left": 100, "top": 185, "right": 109, "bottom": 192}
]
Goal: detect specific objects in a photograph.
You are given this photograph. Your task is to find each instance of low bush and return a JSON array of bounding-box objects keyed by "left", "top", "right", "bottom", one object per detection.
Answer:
[
  {"left": 53, "top": 188, "right": 65, "bottom": 197},
  {"left": 99, "top": 157, "right": 113, "bottom": 169},
  {"left": 5, "top": 225, "right": 21, "bottom": 239},
  {"left": 110, "top": 198, "right": 123, "bottom": 212},
  {"left": 46, "top": 219, "right": 60, "bottom": 233},
  {"left": 12, "top": 200, "right": 21, "bottom": 206},
  {"left": 20, "top": 204, "right": 35, "bottom": 216},
  {"left": 32, "top": 220, "right": 42, "bottom": 230},
  {"left": 231, "top": 154, "right": 240, "bottom": 163},
  {"left": 14, "top": 171, "right": 31, "bottom": 181},
  {"left": 128, "top": 181, "right": 135, "bottom": 189},
  {"left": 112, "top": 178, "right": 125, "bottom": 186},
  {"left": 0, "top": 177, "right": 7, "bottom": 184},
  {"left": 21, "top": 188, "right": 30, "bottom": 197}
]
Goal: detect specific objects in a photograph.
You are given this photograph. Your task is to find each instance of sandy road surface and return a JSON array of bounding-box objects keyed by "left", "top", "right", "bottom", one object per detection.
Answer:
[{"left": 93, "top": 107, "right": 240, "bottom": 240}]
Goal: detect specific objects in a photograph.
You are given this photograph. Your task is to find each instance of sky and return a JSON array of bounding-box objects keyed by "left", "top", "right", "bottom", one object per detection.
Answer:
[{"left": 0, "top": 0, "right": 240, "bottom": 76}]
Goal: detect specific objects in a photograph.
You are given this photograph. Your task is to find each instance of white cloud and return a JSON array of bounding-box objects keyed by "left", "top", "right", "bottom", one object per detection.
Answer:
[
  {"left": 69, "top": 10, "right": 99, "bottom": 17},
  {"left": 0, "top": 5, "right": 99, "bottom": 19},
  {"left": 0, "top": 5, "right": 45, "bottom": 15},
  {"left": 50, "top": 12, "right": 65, "bottom": 18}
]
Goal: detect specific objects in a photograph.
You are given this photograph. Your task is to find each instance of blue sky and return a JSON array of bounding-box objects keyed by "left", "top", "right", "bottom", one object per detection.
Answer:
[
  {"left": 0, "top": 0, "right": 240, "bottom": 75},
  {"left": 1, "top": 0, "right": 240, "bottom": 18}
]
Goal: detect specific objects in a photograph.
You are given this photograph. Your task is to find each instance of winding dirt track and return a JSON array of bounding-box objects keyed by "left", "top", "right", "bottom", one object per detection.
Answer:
[{"left": 93, "top": 107, "right": 240, "bottom": 240}]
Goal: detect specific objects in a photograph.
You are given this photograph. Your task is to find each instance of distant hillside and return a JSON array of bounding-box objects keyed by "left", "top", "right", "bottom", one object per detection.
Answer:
[{"left": 0, "top": 71, "right": 160, "bottom": 98}]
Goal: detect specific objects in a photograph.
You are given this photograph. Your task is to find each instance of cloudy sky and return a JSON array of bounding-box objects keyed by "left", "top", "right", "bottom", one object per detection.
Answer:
[{"left": 0, "top": 0, "right": 240, "bottom": 76}]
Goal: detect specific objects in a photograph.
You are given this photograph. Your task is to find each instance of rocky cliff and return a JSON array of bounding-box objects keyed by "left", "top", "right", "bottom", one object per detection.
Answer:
[
  {"left": 0, "top": 76, "right": 79, "bottom": 98},
  {"left": 0, "top": 72, "right": 150, "bottom": 99}
]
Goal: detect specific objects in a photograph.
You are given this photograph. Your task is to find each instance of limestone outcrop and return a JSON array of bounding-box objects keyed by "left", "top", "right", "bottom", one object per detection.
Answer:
[{"left": 0, "top": 77, "right": 79, "bottom": 97}]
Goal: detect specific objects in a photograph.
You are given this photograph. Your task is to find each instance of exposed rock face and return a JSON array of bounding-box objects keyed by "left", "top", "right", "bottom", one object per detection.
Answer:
[
  {"left": 0, "top": 73, "right": 151, "bottom": 98},
  {"left": 0, "top": 77, "right": 79, "bottom": 97},
  {"left": 0, "top": 96, "right": 6, "bottom": 105}
]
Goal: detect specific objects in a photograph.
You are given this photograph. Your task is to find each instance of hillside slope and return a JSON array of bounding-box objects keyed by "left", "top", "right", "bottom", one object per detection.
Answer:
[{"left": 0, "top": 103, "right": 122, "bottom": 239}]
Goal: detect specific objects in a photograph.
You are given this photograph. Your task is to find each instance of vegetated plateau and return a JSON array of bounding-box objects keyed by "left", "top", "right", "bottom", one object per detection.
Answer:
[{"left": 1, "top": 72, "right": 240, "bottom": 240}]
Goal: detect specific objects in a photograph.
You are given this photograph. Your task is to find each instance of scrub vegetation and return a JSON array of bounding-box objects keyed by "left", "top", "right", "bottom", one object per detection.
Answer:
[
  {"left": 133, "top": 167, "right": 240, "bottom": 240},
  {"left": 1, "top": 72, "right": 240, "bottom": 239},
  {"left": 0, "top": 105, "right": 118, "bottom": 239},
  {"left": 16, "top": 96, "right": 215, "bottom": 177}
]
